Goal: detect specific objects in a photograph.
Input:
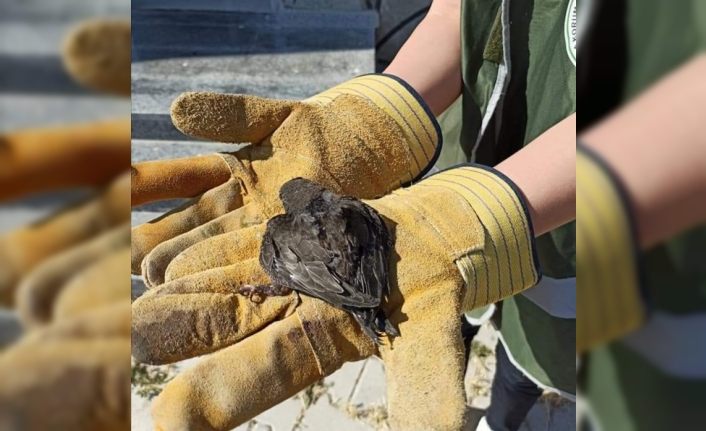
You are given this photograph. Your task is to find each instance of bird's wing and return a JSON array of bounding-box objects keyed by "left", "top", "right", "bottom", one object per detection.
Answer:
[
  {"left": 283, "top": 210, "right": 381, "bottom": 308},
  {"left": 260, "top": 199, "right": 388, "bottom": 309},
  {"left": 285, "top": 239, "right": 380, "bottom": 309},
  {"left": 344, "top": 200, "right": 390, "bottom": 303}
]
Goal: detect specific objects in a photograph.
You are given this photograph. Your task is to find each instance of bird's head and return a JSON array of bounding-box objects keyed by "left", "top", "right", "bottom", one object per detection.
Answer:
[{"left": 279, "top": 177, "right": 328, "bottom": 213}]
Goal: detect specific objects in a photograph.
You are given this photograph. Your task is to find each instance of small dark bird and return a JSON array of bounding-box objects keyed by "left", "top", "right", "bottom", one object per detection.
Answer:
[{"left": 258, "top": 177, "right": 398, "bottom": 344}]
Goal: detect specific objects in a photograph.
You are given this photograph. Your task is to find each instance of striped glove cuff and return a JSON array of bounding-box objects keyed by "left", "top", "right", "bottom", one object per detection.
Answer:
[
  {"left": 577, "top": 144, "right": 645, "bottom": 352},
  {"left": 409, "top": 164, "right": 540, "bottom": 310}
]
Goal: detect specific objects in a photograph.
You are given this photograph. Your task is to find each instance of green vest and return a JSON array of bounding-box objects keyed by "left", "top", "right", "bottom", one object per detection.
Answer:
[
  {"left": 436, "top": 0, "right": 577, "bottom": 396},
  {"left": 580, "top": 0, "right": 706, "bottom": 429}
]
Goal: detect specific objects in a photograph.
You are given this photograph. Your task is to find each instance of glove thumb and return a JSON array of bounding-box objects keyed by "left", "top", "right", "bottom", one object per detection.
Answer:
[{"left": 170, "top": 92, "right": 295, "bottom": 144}]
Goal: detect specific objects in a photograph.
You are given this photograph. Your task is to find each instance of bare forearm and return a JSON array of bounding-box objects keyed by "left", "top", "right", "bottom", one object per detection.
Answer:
[
  {"left": 384, "top": 0, "right": 462, "bottom": 116},
  {"left": 496, "top": 114, "right": 577, "bottom": 237},
  {"left": 385, "top": 0, "right": 578, "bottom": 237},
  {"left": 581, "top": 54, "right": 706, "bottom": 249}
]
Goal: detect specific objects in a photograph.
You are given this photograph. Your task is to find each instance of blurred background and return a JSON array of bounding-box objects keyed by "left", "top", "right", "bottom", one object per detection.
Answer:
[
  {"left": 0, "top": 0, "right": 130, "bottom": 429},
  {"left": 578, "top": 1, "right": 706, "bottom": 430}
]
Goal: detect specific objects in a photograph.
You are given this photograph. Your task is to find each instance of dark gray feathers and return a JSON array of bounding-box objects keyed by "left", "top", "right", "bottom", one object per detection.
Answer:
[{"left": 260, "top": 178, "right": 397, "bottom": 343}]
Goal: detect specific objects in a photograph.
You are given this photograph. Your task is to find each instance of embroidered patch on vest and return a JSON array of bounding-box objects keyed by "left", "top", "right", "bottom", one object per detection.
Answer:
[{"left": 565, "top": 0, "right": 577, "bottom": 66}]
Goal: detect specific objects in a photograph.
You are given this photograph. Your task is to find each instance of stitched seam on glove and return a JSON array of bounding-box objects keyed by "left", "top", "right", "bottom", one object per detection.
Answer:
[
  {"left": 323, "top": 104, "right": 412, "bottom": 189},
  {"left": 440, "top": 168, "right": 537, "bottom": 288},
  {"left": 422, "top": 165, "right": 540, "bottom": 309},
  {"left": 426, "top": 176, "right": 534, "bottom": 289}
]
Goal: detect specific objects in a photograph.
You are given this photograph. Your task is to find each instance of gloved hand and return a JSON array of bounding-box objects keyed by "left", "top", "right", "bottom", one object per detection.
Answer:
[
  {"left": 577, "top": 145, "right": 644, "bottom": 352},
  {"left": 0, "top": 119, "right": 130, "bottom": 202},
  {"left": 131, "top": 74, "right": 442, "bottom": 283},
  {"left": 132, "top": 165, "right": 539, "bottom": 431}
]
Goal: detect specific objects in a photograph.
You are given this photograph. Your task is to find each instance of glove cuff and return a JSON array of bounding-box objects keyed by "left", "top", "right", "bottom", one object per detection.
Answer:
[
  {"left": 307, "top": 74, "right": 442, "bottom": 182},
  {"left": 577, "top": 144, "right": 645, "bottom": 352},
  {"left": 414, "top": 164, "right": 541, "bottom": 310}
]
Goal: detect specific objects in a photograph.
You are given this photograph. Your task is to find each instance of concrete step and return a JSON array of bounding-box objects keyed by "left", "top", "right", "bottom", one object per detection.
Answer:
[
  {"left": 131, "top": 7, "right": 376, "bottom": 139},
  {"left": 135, "top": 0, "right": 368, "bottom": 13},
  {"left": 0, "top": 0, "right": 129, "bottom": 128},
  {"left": 132, "top": 50, "right": 372, "bottom": 103},
  {"left": 131, "top": 50, "right": 372, "bottom": 139},
  {"left": 132, "top": 9, "right": 377, "bottom": 61}
]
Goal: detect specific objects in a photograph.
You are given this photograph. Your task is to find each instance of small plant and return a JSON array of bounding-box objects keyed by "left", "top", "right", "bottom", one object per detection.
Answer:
[
  {"left": 131, "top": 360, "right": 177, "bottom": 400},
  {"left": 471, "top": 341, "right": 493, "bottom": 359},
  {"left": 290, "top": 379, "right": 334, "bottom": 430},
  {"left": 339, "top": 402, "right": 389, "bottom": 430},
  {"left": 296, "top": 379, "right": 333, "bottom": 409}
]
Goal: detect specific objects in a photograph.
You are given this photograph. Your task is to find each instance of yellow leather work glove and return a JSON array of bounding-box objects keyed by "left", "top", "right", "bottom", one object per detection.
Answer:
[
  {"left": 0, "top": 247, "right": 131, "bottom": 430},
  {"left": 577, "top": 145, "right": 645, "bottom": 352},
  {"left": 0, "top": 15, "right": 130, "bottom": 305},
  {"left": 131, "top": 74, "right": 442, "bottom": 283},
  {"left": 0, "top": 13, "right": 130, "bottom": 305},
  {"left": 131, "top": 165, "right": 539, "bottom": 431}
]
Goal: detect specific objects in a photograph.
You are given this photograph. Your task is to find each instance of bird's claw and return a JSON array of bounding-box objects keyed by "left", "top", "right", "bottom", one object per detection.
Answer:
[{"left": 238, "top": 284, "right": 292, "bottom": 304}]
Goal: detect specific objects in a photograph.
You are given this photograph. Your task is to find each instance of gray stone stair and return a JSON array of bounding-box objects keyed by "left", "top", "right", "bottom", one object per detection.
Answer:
[{"left": 131, "top": 6, "right": 376, "bottom": 141}]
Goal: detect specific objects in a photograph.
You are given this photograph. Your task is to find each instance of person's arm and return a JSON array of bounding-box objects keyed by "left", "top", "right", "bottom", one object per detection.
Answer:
[
  {"left": 387, "top": 0, "right": 576, "bottom": 236},
  {"left": 581, "top": 54, "right": 706, "bottom": 249},
  {"left": 495, "top": 114, "right": 577, "bottom": 236},
  {"left": 384, "top": 0, "right": 462, "bottom": 116}
]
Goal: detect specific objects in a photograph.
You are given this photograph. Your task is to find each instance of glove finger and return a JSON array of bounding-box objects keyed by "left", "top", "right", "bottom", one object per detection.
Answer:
[
  {"left": 52, "top": 246, "right": 130, "bottom": 323},
  {"left": 0, "top": 172, "right": 130, "bottom": 306},
  {"left": 142, "top": 203, "right": 263, "bottom": 288},
  {"left": 61, "top": 19, "right": 131, "bottom": 97},
  {"left": 163, "top": 223, "right": 265, "bottom": 283},
  {"left": 150, "top": 298, "right": 373, "bottom": 431},
  {"left": 0, "top": 119, "right": 130, "bottom": 202},
  {"left": 380, "top": 280, "right": 468, "bottom": 431},
  {"left": 21, "top": 300, "right": 131, "bottom": 344},
  {"left": 171, "top": 92, "right": 295, "bottom": 144},
  {"left": 131, "top": 178, "right": 244, "bottom": 274},
  {"left": 15, "top": 223, "right": 130, "bottom": 328},
  {"left": 131, "top": 258, "right": 299, "bottom": 365},
  {"left": 131, "top": 154, "right": 231, "bottom": 207}
]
